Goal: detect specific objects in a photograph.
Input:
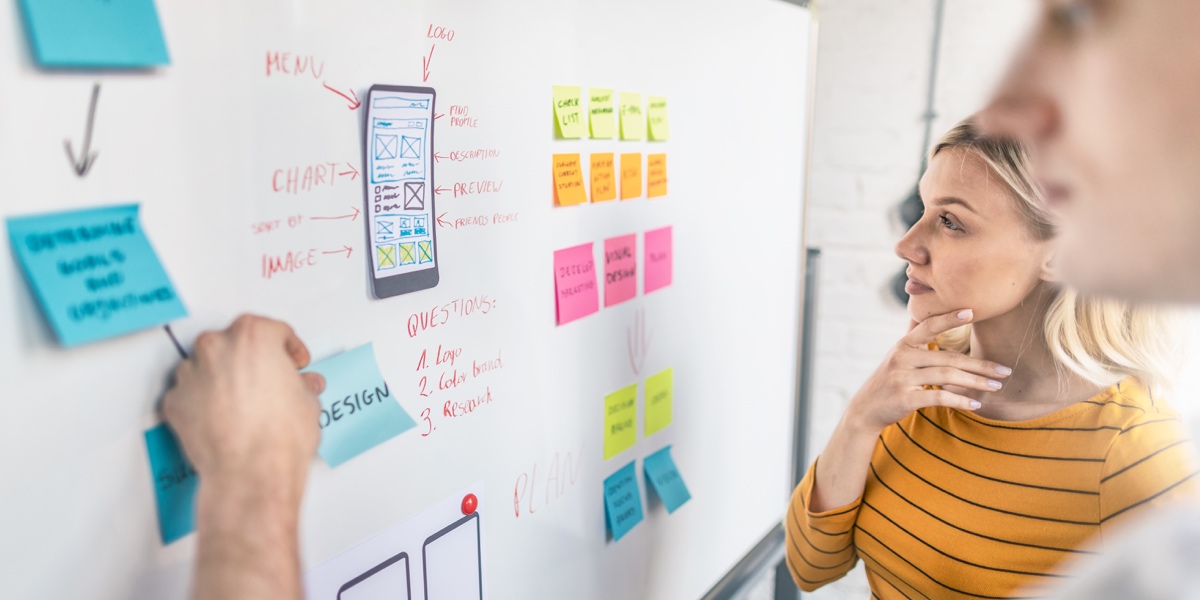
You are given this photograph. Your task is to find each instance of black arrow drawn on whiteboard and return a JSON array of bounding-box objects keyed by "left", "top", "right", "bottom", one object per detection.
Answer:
[{"left": 65, "top": 83, "right": 101, "bottom": 177}]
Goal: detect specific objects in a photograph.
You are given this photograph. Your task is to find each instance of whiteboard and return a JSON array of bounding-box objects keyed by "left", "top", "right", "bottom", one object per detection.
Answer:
[{"left": 0, "top": 1, "right": 812, "bottom": 598}]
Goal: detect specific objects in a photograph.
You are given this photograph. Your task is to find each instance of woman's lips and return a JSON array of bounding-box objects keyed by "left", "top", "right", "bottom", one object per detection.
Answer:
[{"left": 905, "top": 277, "right": 933, "bottom": 295}]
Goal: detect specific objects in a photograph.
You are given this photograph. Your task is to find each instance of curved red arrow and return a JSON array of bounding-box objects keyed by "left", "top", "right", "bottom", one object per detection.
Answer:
[
  {"left": 322, "top": 245, "right": 354, "bottom": 258},
  {"left": 322, "top": 83, "right": 361, "bottom": 110},
  {"left": 436, "top": 212, "right": 452, "bottom": 228},
  {"left": 310, "top": 207, "right": 361, "bottom": 221}
]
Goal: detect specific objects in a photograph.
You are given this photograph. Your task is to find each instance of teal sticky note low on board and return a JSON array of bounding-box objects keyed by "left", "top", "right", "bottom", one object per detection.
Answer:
[
  {"left": 144, "top": 424, "right": 197, "bottom": 545},
  {"left": 603, "top": 460, "right": 644, "bottom": 541},
  {"left": 17, "top": 0, "right": 170, "bottom": 68},
  {"left": 6, "top": 204, "right": 187, "bottom": 347},
  {"left": 644, "top": 445, "right": 691, "bottom": 514},
  {"left": 303, "top": 343, "right": 417, "bottom": 467}
]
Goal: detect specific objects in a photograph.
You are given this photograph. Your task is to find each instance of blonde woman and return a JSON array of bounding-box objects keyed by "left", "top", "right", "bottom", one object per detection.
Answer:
[{"left": 786, "top": 119, "right": 1198, "bottom": 598}]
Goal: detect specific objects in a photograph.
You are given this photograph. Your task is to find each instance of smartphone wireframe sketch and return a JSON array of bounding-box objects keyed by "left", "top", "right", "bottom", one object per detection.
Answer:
[
  {"left": 421, "top": 513, "right": 482, "bottom": 599},
  {"left": 336, "top": 551, "right": 411, "bottom": 600}
]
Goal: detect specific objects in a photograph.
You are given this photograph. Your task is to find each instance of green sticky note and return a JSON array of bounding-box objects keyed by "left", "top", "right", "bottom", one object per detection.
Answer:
[
  {"left": 604, "top": 384, "right": 638, "bottom": 459},
  {"left": 647, "top": 96, "right": 669, "bottom": 141},
  {"left": 645, "top": 368, "right": 673, "bottom": 436},
  {"left": 619, "top": 92, "right": 644, "bottom": 140},
  {"left": 553, "top": 85, "right": 585, "bottom": 139},
  {"left": 589, "top": 88, "right": 616, "bottom": 139}
]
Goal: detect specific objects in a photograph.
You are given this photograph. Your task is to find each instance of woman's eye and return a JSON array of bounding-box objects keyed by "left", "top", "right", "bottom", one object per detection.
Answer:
[{"left": 939, "top": 215, "right": 961, "bottom": 231}]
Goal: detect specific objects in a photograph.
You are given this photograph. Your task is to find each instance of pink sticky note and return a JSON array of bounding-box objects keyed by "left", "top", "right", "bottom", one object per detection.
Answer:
[
  {"left": 644, "top": 226, "right": 673, "bottom": 294},
  {"left": 554, "top": 243, "right": 599, "bottom": 324},
  {"left": 603, "top": 234, "right": 638, "bottom": 307}
]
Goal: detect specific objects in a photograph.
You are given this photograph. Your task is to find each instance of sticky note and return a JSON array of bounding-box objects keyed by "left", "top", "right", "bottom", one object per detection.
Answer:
[
  {"left": 303, "top": 343, "right": 416, "bottom": 467},
  {"left": 604, "top": 384, "right": 638, "bottom": 459},
  {"left": 145, "top": 424, "right": 197, "bottom": 545},
  {"left": 620, "top": 153, "right": 642, "bottom": 200},
  {"left": 589, "top": 88, "right": 616, "bottom": 139},
  {"left": 590, "top": 153, "right": 617, "bottom": 202},
  {"left": 603, "top": 234, "right": 637, "bottom": 307},
  {"left": 644, "top": 446, "right": 691, "bottom": 513},
  {"left": 647, "top": 96, "right": 669, "bottom": 141},
  {"left": 552, "top": 154, "right": 588, "bottom": 206},
  {"left": 6, "top": 204, "right": 187, "bottom": 347},
  {"left": 645, "top": 368, "right": 673, "bottom": 436},
  {"left": 18, "top": 0, "right": 170, "bottom": 68},
  {"left": 553, "top": 243, "right": 599, "bottom": 325},
  {"left": 552, "top": 85, "right": 585, "bottom": 138},
  {"left": 604, "top": 460, "right": 644, "bottom": 541},
  {"left": 647, "top": 154, "right": 668, "bottom": 198},
  {"left": 619, "top": 92, "right": 644, "bottom": 140},
  {"left": 644, "top": 226, "right": 673, "bottom": 294}
]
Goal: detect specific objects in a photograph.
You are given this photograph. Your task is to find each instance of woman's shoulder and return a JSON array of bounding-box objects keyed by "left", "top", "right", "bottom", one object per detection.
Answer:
[{"left": 1083, "top": 377, "right": 1185, "bottom": 429}]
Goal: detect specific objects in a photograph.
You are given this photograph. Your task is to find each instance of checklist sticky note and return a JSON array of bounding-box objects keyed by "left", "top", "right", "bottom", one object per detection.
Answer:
[
  {"left": 589, "top": 88, "right": 616, "bottom": 139},
  {"left": 645, "top": 368, "right": 673, "bottom": 436},
  {"left": 644, "top": 226, "right": 673, "bottom": 294},
  {"left": 590, "top": 153, "right": 617, "bottom": 202},
  {"left": 603, "top": 234, "right": 637, "bottom": 307},
  {"left": 619, "top": 92, "right": 644, "bottom": 140},
  {"left": 553, "top": 154, "right": 588, "bottom": 206},
  {"left": 303, "top": 343, "right": 416, "bottom": 467},
  {"left": 647, "top": 96, "right": 669, "bottom": 141},
  {"left": 6, "top": 204, "right": 187, "bottom": 347},
  {"left": 553, "top": 85, "right": 585, "bottom": 138},
  {"left": 553, "top": 243, "right": 599, "bottom": 325},
  {"left": 18, "top": 0, "right": 170, "bottom": 68},
  {"left": 644, "top": 445, "right": 691, "bottom": 513},
  {"left": 145, "top": 424, "right": 197, "bottom": 545},
  {"left": 620, "top": 153, "right": 642, "bottom": 200},
  {"left": 604, "top": 384, "right": 638, "bottom": 459},
  {"left": 647, "top": 154, "right": 668, "bottom": 198},
  {"left": 604, "top": 460, "right": 644, "bottom": 541}
]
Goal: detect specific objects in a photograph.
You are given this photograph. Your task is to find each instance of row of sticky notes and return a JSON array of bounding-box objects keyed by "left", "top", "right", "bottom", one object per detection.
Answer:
[
  {"left": 553, "top": 153, "right": 667, "bottom": 205},
  {"left": 603, "top": 446, "right": 691, "bottom": 542},
  {"left": 19, "top": 0, "right": 171, "bottom": 68},
  {"left": 553, "top": 86, "right": 668, "bottom": 141},
  {"left": 604, "top": 368, "right": 673, "bottom": 460},
  {"left": 553, "top": 227, "right": 672, "bottom": 325}
]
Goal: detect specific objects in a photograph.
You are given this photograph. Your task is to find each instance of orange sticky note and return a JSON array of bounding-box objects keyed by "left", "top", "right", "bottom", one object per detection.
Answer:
[
  {"left": 647, "top": 154, "right": 667, "bottom": 198},
  {"left": 620, "top": 153, "right": 642, "bottom": 200},
  {"left": 591, "top": 153, "right": 616, "bottom": 202},
  {"left": 553, "top": 153, "right": 588, "bottom": 206}
]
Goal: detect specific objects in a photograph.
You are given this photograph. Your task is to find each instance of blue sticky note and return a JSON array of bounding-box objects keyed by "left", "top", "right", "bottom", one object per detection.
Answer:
[
  {"left": 603, "top": 460, "right": 644, "bottom": 541},
  {"left": 303, "top": 343, "right": 417, "bottom": 467},
  {"left": 644, "top": 445, "right": 692, "bottom": 514},
  {"left": 17, "top": 0, "right": 170, "bottom": 68},
  {"left": 144, "top": 424, "right": 197, "bottom": 545},
  {"left": 6, "top": 204, "right": 188, "bottom": 347}
]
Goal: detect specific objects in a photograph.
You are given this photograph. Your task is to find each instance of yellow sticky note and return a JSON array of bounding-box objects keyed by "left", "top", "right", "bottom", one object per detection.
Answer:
[
  {"left": 604, "top": 384, "right": 638, "bottom": 459},
  {"left": 591, "top": 153, "right": 617, "bottom": 202},
  {"left": 647, "top": 96, "right": 669, "bottom": 141},
  {"left": 619, "top": 92, "right": 644, "bottom": 140},
  {"left": 589, "top": 88, "right": 616, "bottom": 139},
  {"left": 620, "top": 153, "right": 642, "bottom": 200},
  {"left": 553, "top": 154, "right": 588, "bottom": 206},
  {"left": 645, "top": 368, "right": 673, "bottom": 436},
  {"left": 647, "top": 154, "right": 667, "bottom": 198},
  {"left": 553, "top": 85, "right": 585, "bottom": 139}
]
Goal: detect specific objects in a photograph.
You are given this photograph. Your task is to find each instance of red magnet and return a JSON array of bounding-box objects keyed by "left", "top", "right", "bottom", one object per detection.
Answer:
[{"left": 461, "top": 493, "right": 478, "bottom": 515}]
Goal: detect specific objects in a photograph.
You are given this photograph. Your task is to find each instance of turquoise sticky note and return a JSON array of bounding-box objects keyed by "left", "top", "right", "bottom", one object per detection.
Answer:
[
  {"left": 303, "top": 343, "right": 417, "bottom": 467},
  {"left": 17, "top": 0, "right": 170, "bottom": 68},
  {"left": 144, "top": 424, "right": 197, "bottom": 545},
  {"left": 644, "top": 445, "right": 691, "bottom": 514},
  {"left": 6, "top": 204, "right": 187, "bottom": 347},
  {"left": 603, "top": 460, "right": 644, "bottom": 541}
]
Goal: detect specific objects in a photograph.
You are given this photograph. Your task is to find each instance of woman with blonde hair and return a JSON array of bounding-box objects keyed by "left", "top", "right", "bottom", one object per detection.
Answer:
[{"left": 786, "top": 118, "right": 1198, "bottom": 598}]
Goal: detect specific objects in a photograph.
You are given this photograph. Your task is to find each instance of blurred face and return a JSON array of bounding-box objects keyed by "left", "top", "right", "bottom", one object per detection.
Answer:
[
  {"left": 977, "top": 0, "right": 1200, "bottom": 301},
  {"left": 896, "top": 148, "right": 1053, "bottom": 323}
]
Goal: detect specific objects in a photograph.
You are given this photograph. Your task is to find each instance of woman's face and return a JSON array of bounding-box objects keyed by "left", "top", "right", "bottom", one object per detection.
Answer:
[{"left": 896, "top": 148, "right": 1054, "bottom": 323}]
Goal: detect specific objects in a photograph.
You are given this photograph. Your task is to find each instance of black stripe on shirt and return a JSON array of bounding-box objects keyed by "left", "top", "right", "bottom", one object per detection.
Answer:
[
  {"left": 1101, "top": 470, "right": 1200, "bottom": 522},
  {"left": 917, "top": 411, "right": 1105, "bottom": 462},
  {"left": 1100, "top": 439, "right": 1193, "bottom": 484}
]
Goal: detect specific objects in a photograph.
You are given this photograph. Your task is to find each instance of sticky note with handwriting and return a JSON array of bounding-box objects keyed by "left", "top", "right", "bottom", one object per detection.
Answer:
[
  {"left": 603, "top": 234, "right": 637, "bottom": 307},
  {"left": 647, "top": 154, "right": 668, "bottom": 198},
  {"left": 553, "top": 85, "right": 585, "bottom": 138},
  {"left": 144, "top": 424, "right": 197, "bottom": 545},
  {"left": 604, "top": 460, "right": 644, "bottom": 541},
  {"left": 6, "top": 204, "right": 187, "bottom": 347},
  {"left": 302, "top": 343, "right": 416, "bottom": 467},
  {"left": 647, "top": 96, "right": 669, "bottom": 141},
  {"left": 590, "top": 153, "right": 617, "bottom": 202},
  {"left": 553, "top": 243, "right": 599, "bottom": 325},
  {"left": 589, "top": 88, "right": 616, "bottom": 139},
  {"left": 604, "top": 383, "right": 638, "bottom": 459},
  {"left": 644, "top": 226, "right": 673, "bottom": 294},
  {"left": 645, "top": 367, "right": 673, "bottom": 436},
  {"left": 619, "top": 92, "right": 644, "bottom": 140},
  {"left": 553, "top": 154, "right": 588, "bottom": 206},
  {"left": 620, "top": 153, "right": 642, "bottom": 200},
  {"left": 644, "top": 445, "right": 691, "bottom": 513},
  {"left": 18, "top": 0, "right": 170, "bottom": 68}
]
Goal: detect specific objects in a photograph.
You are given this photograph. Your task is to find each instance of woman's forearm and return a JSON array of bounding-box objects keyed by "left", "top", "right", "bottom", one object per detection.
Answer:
[{"left": 810, "top": 413, "right": 882, "bottom": 513}]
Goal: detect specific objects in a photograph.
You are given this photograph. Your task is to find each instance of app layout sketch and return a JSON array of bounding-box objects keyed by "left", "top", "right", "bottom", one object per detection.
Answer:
[
  {"left": 337, "top": 552, "right": 411, "bottom": 600},
  {"left": 423, "top": 514, "right": 483, "bottom": 600}
]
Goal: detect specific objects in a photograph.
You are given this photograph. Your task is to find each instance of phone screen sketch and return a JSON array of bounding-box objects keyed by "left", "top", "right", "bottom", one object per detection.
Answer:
[
  {"left": 422, "top": 513, "right": 482, "bottom": 600},
  {"left": 363, "top": 84, "right": 440, "bottom": 299},
  {"left": 337, "top": 551, "right": 411, "bottom": 600}
]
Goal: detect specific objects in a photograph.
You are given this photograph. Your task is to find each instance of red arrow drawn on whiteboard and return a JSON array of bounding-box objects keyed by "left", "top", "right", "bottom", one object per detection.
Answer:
[
  {"left": 434, "top": 113, "right": 444, "bottom": 121},
  {"left": 310, "top": 207, "right": 360, "bottom": 221},
  {"left": 422, "top": 44, "right": 435, "bottom": 82},
  {"left": 436, "top": 212, "right": 452, "bottom": 228},
  {"left": 434, "top": 185, "right": 450, "bottom": 196},
  {"left": 322, "top": 245, "right": 354, "bottom": 258},
  {"left": 433, "top": 152, "right": 447, "bottom": 163},
  {"left": 322, "top": 83, "right": 361, "bottom": 110},
  {"left": 337, "top": 164, "right": 359, "bottom": 180}
]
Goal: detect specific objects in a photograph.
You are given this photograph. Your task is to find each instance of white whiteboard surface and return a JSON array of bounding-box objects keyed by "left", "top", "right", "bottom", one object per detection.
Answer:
[{"left": 0, "top": 1, "right": 811, "bottom": 599}]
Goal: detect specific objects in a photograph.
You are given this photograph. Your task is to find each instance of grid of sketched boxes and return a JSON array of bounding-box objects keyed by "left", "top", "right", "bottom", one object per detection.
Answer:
[{"left": 375, "top": 214, "right": 432, "bottom": 269}]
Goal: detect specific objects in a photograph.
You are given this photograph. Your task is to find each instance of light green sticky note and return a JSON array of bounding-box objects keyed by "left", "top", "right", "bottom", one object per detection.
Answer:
[
  {"left": 553, "top": 85, "right": 585, "bottom": 138},
  {"left": 604, "top": 384, "right": 638, "bottom": 459},
  {"left": 619, "top": 92, "right": 644, "bottom": 140},
  {"left": 589, "top": 88, "right": 616, "bottom": 139},
  {"left": 645, "top": 368, "right": 673, "bottom": 436},
  {"left": 647, "top": 96, "right": 669, "bottom": 141}
]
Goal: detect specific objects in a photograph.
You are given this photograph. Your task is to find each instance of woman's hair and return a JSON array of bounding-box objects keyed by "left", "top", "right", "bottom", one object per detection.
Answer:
[{"left": 930, "top": 118, "right": 1183, "bottom": 397}]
